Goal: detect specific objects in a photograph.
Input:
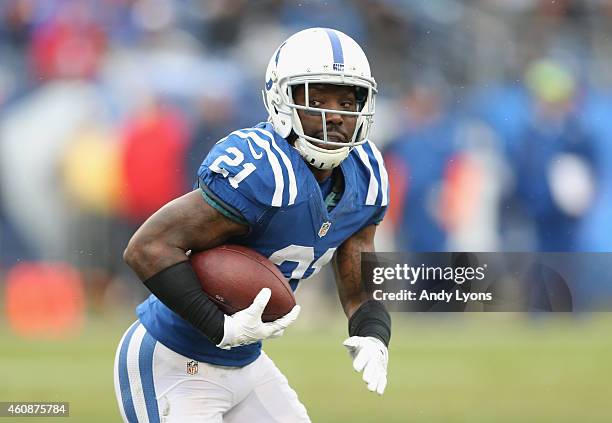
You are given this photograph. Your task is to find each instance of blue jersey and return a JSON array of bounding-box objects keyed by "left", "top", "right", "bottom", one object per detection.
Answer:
[{"left": 137, "top": 122, "right": 388, "bottom": 366}]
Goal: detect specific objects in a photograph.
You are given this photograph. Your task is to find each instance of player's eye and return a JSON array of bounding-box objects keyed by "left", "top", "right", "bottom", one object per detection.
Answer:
[
  {"left": 340, "top": 100, "right": 356, "bottom": 110},
  {"left": 309, "top": 99, "right": 322, "bottom": 108}
]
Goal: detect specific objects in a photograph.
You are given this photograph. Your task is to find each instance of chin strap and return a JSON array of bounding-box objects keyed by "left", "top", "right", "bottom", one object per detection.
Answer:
[{"left": 295, "top": 137, "right": 350, "bottom": 169}]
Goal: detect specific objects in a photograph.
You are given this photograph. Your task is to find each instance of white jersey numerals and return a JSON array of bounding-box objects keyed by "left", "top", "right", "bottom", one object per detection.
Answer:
[
  {"left": 209, "top": 146, "right": 256, "bottom": 188},
  {"left": 269, "top": 245, "right": 337, "bottom": 280}
]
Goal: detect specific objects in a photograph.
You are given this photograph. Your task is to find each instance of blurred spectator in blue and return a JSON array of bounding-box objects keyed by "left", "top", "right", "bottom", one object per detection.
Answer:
[
  {"left": 383, "top": 76, "right": 459, "bottom": 251},
  {"left": 509, "top": 60, "right": 598, "bottom": 251},
  {"left": 185, "top": 92, "right": 239, "bottom": 185}
]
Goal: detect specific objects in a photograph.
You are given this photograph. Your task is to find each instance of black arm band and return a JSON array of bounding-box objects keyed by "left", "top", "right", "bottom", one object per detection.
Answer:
[
  {"left": 143, "top": 261, "right": 224, "bottom": 345},
  {"left": 348, "top": 300, "right": 391, "bottom": 347}
]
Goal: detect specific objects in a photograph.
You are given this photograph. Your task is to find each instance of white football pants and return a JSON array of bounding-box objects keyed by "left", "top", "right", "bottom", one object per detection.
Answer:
[{"left": 114, "top": 322, "right": 311, "bottom": 423}]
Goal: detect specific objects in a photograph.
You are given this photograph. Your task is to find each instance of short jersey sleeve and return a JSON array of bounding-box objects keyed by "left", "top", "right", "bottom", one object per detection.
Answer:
[
  {"left": 353, "top": 140, "right": 389, "bottom": 228},
  {"left": 367, "top": 204, "right": 387, "bottom": 226},
  {"left": 197, "top": 128, "right": 293, "bottom": 227}
]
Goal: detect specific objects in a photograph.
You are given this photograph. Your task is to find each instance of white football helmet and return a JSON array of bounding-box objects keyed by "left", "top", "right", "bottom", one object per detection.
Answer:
[{"left": 262, "top": 28, "right": 377, "bottom": 169}]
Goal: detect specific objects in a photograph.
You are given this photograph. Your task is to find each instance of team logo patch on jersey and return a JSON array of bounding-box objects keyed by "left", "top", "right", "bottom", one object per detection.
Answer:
[
  {"left": 186, "top": 360, "right": 199, "bottom": 375},
  {"left": 318, "top": 221, "right": 332, "bottom": 237}
]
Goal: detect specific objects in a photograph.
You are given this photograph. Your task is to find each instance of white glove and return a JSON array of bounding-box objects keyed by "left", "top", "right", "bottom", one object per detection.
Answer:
[
  {"left": 343, "top": 336, "right": 388, "bottom": 395},
  {"left": 217, "top": 288, "right": 301, "bottom": 350}
]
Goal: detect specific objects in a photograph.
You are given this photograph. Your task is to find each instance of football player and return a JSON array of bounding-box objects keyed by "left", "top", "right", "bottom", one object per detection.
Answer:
[{"left": 114, "top": 27, "right": 391, "bottom": 422}]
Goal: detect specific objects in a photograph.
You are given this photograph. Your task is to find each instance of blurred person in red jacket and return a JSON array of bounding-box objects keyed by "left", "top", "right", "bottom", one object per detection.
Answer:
[{"left": 119, "top": 96, "right": 189, "bottom": 225}]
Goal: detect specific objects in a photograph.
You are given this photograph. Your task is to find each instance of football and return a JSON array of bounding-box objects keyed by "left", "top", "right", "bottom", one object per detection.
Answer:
[{"left": 190, "top": 245, "right": 296, "bottom": 322}]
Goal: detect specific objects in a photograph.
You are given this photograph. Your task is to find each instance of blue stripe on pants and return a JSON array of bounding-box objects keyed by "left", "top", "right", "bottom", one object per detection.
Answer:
[
  {"left": 139, "top": 332, "right": 160, "bottom": 422},
  {"left": 118, "top": 322, "right": 139, "bottom": 423}
]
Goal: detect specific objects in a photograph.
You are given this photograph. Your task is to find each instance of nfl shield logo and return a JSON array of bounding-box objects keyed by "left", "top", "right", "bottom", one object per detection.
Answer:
[
  {"left": 186, "top": 360, "right": 199, "bottom": 375},
  {"left": 318, "top": 221, "right": 332, "bottom": 238}
]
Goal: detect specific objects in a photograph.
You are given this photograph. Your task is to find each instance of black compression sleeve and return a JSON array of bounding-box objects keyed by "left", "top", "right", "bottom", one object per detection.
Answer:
[
  {"left": 348, "top": 300, "right": 391, "bottom": 346},
  {"left": 143, "top": 261, "right": 224, "bottom": 344}
]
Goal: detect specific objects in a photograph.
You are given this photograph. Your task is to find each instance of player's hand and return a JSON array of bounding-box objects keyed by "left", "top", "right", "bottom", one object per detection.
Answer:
[
  {"left": 343, "top": 336, "right": 388, "bottom": 395},
  {"left": 217, "top": 288, "right": 300, "bottom": 350}
]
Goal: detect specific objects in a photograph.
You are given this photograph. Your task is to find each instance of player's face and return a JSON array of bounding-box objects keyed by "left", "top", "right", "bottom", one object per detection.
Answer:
[{"left": 292, "top": 84, "right": 358, "bottom": 149}]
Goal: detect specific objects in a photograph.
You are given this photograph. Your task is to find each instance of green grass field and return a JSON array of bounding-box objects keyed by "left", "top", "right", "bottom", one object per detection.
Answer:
[{"left": 1, "top": 313, "right": 611, "bottom": 422}]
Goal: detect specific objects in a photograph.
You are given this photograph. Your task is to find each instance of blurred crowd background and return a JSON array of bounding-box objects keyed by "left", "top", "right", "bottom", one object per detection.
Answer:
[{"left": 1, "top": 0, "right": 612, "bottom": 335}]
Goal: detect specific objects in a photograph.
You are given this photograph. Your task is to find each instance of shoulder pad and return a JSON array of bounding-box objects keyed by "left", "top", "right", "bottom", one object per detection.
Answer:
[
  {"left": 351, "top": 140, "right": 389, "bottom": 207},
  {"left": 199, "top": 127, "right": 298, "bottom": 207}
]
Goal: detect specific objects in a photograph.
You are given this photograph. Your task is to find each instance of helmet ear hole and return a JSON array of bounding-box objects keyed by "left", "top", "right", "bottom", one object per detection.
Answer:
[{"left": 356, "top": 87, "right": 367, "bottom": 110}]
